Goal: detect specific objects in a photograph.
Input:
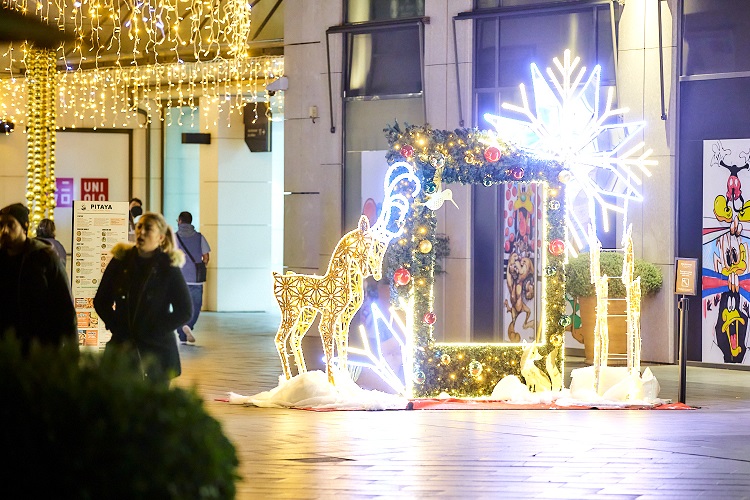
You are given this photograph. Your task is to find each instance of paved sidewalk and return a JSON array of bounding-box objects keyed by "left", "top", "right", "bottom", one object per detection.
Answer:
[{"left": 173, "top": 312, "right": 750, "bottom": 500}]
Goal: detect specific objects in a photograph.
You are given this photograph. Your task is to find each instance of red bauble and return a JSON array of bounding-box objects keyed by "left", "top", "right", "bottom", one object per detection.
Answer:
[
  {"left": 423, "top": 312, "right": 437, "bottom": 325},
  {"left": 394, "top": 267, "right": 411, "bottom": 286},
  {"left": 511, "top": 167, "right": 525, "bottom": 180},
  {"left": 484, "top": 146, "right": 501, "bottom": 163},
  {"left": 400, "top": 145, "right": 415, "bottom": 158},
  {"left": 548, "top": 239, "right": 565, "bottom": 256}
]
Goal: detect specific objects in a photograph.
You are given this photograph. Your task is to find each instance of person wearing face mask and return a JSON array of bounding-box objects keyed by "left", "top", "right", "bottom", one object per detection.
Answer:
[
  {"left": 128, "top": 198, "right": 143, "bottom": 242},
  {"left": 94, "top": 212, "right": 192, "bottom": 384}
]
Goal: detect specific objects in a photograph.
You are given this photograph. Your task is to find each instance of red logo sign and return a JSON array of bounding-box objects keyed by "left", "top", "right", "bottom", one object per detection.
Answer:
[{"left": 81, "top": 178, "right": 108, "bottom": 201}]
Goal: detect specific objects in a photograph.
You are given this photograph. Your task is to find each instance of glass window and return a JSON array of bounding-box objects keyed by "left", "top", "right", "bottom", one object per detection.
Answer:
[
  {"left": 682, "top": 0, "right": 750, "bottom": 76},
  {"left": 476, "top": 91, "right": 497, "bottom": 122},
  {"left": 474, "top": 5, "right": 616, "bottom": 120},
  {"left": 475, "top": 18, "right": 497, "bottom": 88},
  {"left": 345, "top": 26, "right": 423, "bottom": 98},
  {"left": 347, "top": 0, "right": 424, "bottom": 23},
  {"left": 475, "top": 0, "right": 574, "bottom": 8},
  {"left": 499, "top": 9, "right": 612, "bottom": 89}
]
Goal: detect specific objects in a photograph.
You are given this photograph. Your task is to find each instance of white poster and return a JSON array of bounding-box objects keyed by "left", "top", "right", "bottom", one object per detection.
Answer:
[
  {"left": 72, "top": 201, "right": 130, "bottom": 351},
  {"left": 702, "top": 139, "right": 750, "bottom": 364}
]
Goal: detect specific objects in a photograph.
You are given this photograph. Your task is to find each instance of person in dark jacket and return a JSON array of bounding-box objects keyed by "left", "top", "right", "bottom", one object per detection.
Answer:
[
  {"left": 0, "top": 203, "right": 76, "bottom": 353},
  {"left": 94, "top": 212, "right": 192, "bottom": 384},
  {"left": 35, "top": 218, "right": 67, "bottom": 272}
]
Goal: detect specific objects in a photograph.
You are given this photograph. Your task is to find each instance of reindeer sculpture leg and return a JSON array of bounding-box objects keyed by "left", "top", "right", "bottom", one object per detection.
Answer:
[
  {"left": 319, "top": 311, "right": 338, "bottom": 384},
  {"left": 335, "top": 277, "right": 365, "bottom": 374},
  {"left": 274, "top": 311, "right": 297, "bottom": 380},
  {"left": 290, "top": 308, "right": 317, "bottom": 375}
]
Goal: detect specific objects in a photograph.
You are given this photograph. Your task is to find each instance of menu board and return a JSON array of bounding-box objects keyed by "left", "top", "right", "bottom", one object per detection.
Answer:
[{"left": 72, "top": 201, "right": 129, "bottom": 350}]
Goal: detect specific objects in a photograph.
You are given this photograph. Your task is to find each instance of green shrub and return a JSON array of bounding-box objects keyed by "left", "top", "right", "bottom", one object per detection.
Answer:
[
  {"left": 565, "top": 251, "right": 663, "bottom": 298},
  {"left": 0, "top": 337, "right": 239, "bottom": 499}
]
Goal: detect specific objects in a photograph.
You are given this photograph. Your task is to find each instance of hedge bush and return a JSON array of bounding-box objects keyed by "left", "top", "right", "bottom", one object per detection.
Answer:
[
  {"left": 565, "top": 251, "right": 663, "bottom": 298},
  {"left": 0, "top": 337, "right": 239, "bottom": 499}
]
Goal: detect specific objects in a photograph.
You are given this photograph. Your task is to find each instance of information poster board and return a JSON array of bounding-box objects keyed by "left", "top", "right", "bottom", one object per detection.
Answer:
[
  {"left": 72, "top": 201, "right": 129, "bottom": 350},
  {"left": 675, "top": 258, "right": 697, "bottom": 296}
]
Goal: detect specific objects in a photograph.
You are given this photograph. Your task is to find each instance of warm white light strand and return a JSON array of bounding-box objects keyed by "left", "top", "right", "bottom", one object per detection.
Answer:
[{"left": 0, "top": 56, "right": 283, "bottom": 128}]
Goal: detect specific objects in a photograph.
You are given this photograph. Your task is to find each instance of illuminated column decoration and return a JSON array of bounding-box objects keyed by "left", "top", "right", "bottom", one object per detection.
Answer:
[
  {"left": 592, "top": 266, "right": 609, "bottom": 395},
  {"left": 589, "top": 223, "right": 643, "bottom": 392},
  {"left": 25, "top": 47, "right": 58, "bottom": 232},
  {"left": 621, "top": 226, "right": 642, "bottom": 375},
  {"left": 628, "top": 278, "right": 642, "bottom": 375}
]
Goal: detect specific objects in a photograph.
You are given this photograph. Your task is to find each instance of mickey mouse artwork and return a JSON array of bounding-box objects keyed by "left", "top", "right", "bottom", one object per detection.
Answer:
[{"left": 702, "top": 139, "right": 750, "bottom": 363}]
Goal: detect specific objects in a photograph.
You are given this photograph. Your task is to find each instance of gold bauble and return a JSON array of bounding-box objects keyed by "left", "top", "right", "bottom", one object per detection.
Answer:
[{"left": 418, "top": 240, "right": 432, "bottom": 253}]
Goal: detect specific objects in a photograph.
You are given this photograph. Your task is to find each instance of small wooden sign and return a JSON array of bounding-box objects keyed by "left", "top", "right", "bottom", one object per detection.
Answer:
[{"left": 674, "top": 258, "right": 698, "bottom": 296}]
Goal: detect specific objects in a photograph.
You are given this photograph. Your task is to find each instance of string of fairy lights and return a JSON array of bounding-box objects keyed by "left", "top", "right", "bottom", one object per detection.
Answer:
[
  {"left": 5, "top": 0, "right": 252, "bottom": 64},
  {"left": 0, "top": 0, "right": 284, "bottom": 128},
  {"left": 0, "top": 56, "right": 284, "bottom": 129},
  {"left": 0, "top": 0, "right": 284, "bottom": 225}
]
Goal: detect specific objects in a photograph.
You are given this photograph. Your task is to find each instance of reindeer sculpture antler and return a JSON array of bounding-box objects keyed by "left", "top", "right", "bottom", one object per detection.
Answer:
[{"left": 367, "top": 162, "right": 422, "bottom": 271}]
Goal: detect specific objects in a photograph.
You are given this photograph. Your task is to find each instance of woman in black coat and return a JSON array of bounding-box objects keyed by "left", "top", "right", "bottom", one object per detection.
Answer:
[{"left": 94, "top": 212, "right": 192, "bottom": 383}]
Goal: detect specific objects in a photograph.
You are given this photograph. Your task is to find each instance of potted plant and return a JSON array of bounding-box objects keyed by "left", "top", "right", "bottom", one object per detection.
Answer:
[{"left": 565, "top": 251, "right": 663, "bottom": 363}]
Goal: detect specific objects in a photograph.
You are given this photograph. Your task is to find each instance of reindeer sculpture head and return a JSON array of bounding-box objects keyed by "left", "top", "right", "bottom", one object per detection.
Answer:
[{"left": 366, "top": 162, "right": 422, "bottom": 280}]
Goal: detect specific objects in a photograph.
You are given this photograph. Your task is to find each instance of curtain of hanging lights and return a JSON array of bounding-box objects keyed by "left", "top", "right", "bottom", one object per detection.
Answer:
[{"left": 0, "top": 0, "right": 284, "bottom": 129}]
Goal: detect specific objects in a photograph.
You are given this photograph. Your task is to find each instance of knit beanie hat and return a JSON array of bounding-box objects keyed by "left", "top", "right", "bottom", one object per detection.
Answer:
[{"left": 0, "top": 203, "right": 30, "bottom": 230}]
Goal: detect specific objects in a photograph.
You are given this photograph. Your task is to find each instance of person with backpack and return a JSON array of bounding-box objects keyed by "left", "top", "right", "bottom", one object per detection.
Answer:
[{"left": 175, "top": 211, "right": 211, "bottom": 343}]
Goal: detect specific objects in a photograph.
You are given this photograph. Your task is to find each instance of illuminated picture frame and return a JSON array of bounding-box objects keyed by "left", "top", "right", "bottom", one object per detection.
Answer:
[{"left": 383, "top": 124, "right": 567, "bottom": 397}]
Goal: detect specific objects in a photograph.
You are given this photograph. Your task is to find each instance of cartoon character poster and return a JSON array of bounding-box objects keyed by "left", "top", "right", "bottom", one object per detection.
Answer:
[
  {"left": 501, "top": 182, "right": 543, "bottom": 342},
  {"left": 702, "top": 139, "right": 750, "bottom": 364}
]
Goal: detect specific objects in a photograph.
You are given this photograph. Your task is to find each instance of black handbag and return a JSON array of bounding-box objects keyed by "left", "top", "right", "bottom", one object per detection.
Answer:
[{"left": 176, "top": 233, "right": 207, "bottom": 283}]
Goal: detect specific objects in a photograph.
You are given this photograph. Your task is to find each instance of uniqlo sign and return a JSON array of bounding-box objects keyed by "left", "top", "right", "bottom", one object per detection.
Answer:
[
  {"left": 56, "top": 177, "right": 74, "bottom": 208},
  {"left": 81, "top": 178, "right": 108, "bottom": 201}
]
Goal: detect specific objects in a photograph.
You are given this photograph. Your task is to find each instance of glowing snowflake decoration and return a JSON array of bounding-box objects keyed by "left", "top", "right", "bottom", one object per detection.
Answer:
[{"left": 484, "top": 49, "right": 657, "bottom": 249}]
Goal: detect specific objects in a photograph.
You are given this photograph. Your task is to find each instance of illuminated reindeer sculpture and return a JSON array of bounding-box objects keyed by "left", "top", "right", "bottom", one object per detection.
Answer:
[{"left": 273, "top": 162, "right": 421, "bottom": 383}]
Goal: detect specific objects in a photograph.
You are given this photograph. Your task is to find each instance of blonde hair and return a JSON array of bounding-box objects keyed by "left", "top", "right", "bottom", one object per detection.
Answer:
[{"left": 137, "top": 212, "right": 176, "bottom": 254}]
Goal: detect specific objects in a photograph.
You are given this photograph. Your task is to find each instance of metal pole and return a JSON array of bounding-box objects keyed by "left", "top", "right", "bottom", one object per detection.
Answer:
[{"left": 677, "top": 296, "right": 689, "bottom": 403}]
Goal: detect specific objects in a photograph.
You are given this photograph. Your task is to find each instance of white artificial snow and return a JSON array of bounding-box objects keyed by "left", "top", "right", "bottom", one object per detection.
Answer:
[
  {"left": 489, "top": 367, "right": 667, "bottom": 407},
  {"left": 229, "top": 368, "right": 408, "bottom": 411},
  {"left": 229, "top": 366, "right": 667, "bottom": 410},
  {"left": 558, "top": 366, "right": 666, "bottom": 407}
]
